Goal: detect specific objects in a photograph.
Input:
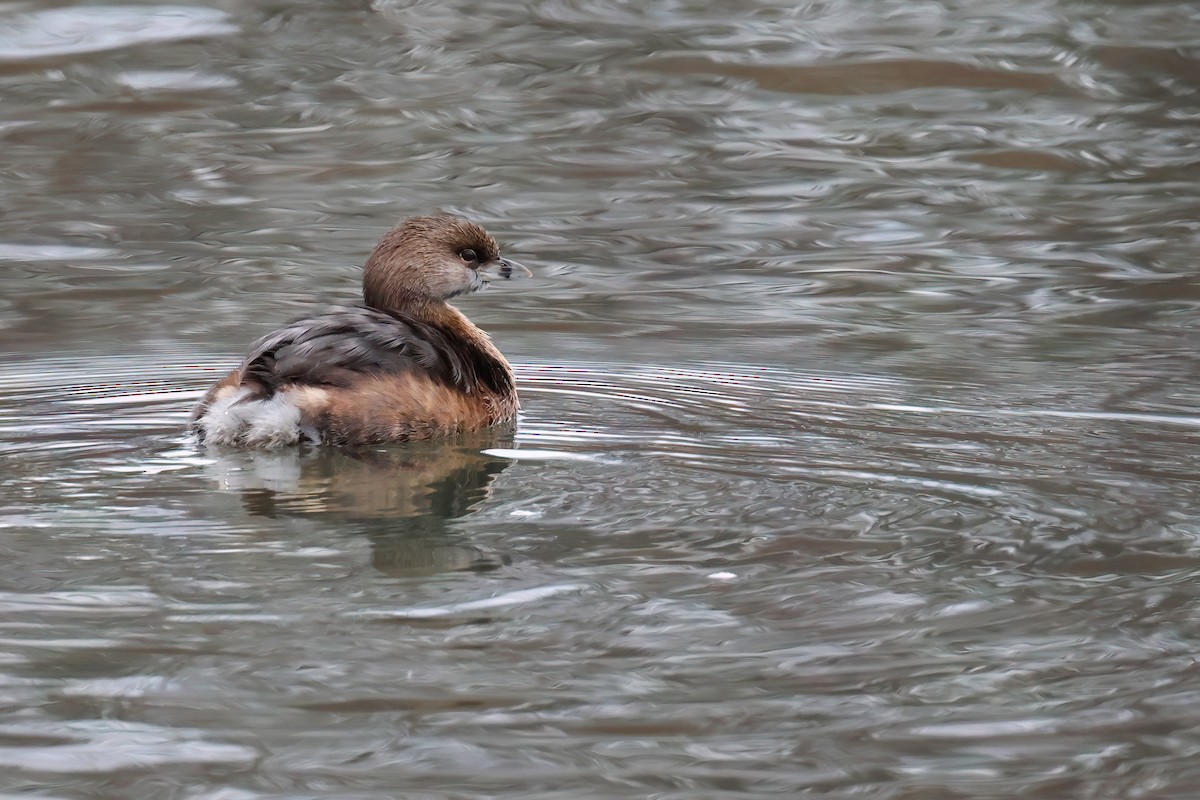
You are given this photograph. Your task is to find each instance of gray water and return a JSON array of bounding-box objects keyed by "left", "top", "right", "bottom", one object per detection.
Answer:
[{"left": 2, "top": 0, "right": 1200, "bottom": 797}]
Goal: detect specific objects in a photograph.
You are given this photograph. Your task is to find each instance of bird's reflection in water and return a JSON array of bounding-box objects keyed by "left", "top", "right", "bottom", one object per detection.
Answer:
[{"left": 206, "top": 427, "right": 515, "bottom": 576}]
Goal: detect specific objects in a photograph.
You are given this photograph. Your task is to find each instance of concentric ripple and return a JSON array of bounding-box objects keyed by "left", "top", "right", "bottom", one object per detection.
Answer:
[{"left": 4, "top": 354, "right": 1198, "bottom": 578}]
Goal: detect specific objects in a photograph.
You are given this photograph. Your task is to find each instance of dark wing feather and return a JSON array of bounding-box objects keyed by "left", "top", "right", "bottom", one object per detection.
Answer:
[{"left": 237, "top": 306, "right": 511, "bottom": 397}]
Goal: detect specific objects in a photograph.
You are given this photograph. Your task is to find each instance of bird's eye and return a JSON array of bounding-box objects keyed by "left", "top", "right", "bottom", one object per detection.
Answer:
[{"left": 459, "top": 248, "right": 478, "bottom": 262}]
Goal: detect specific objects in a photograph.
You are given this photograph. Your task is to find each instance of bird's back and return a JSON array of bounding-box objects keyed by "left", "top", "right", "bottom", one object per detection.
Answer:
[{"left": 192, "top": 306, "right": 517, "bottom": 447}]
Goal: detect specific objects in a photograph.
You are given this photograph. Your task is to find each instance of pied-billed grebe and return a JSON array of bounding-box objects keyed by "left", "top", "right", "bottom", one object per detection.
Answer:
[{"left": 191, "top": 215, "right": 529, "bottom": 447}]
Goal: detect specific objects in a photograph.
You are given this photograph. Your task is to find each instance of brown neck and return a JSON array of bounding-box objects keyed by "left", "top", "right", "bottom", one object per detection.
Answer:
[{"left": 362, "top": 277, "right": 422, "bottom": 319}]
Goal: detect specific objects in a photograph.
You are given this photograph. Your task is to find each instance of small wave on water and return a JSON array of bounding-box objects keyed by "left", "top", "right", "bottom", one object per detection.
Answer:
[{"left": 0, "top": 5, "right": 237, "bottom": 62}]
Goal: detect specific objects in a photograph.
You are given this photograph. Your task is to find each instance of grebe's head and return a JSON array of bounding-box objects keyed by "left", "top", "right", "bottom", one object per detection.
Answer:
[{"left": 362, "top": 215, "right": 529, "bottom": 311}]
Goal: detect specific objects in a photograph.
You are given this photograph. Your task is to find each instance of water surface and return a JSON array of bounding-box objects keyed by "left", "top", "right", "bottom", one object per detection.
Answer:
[{"left": 2, "top": 0, "right": 1200, "bottom": 797}]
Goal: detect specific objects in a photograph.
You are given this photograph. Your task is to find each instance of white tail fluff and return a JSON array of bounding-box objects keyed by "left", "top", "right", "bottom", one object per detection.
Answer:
[{"left": 197, "top": 388, "right": 304, "bottom": 448}]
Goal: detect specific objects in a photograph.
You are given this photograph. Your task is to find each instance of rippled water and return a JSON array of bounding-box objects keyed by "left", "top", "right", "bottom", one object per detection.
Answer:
[{"left": 3, "top": 0, "right": 1200, "bottom": 796}]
